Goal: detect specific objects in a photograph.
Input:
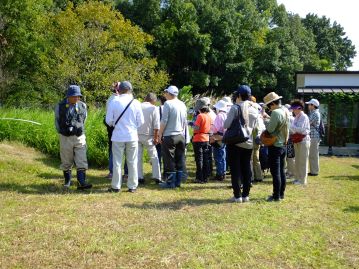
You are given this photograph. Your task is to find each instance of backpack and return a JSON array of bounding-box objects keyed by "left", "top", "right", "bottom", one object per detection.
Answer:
[{"left": 318, "top": 119, "right": 325, "bottom": 139}]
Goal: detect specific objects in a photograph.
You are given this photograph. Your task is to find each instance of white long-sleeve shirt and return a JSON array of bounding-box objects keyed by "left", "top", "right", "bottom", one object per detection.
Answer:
[
  {"left": 290, "top": 111, "right": 310, "bottom": 142},
  {"left": 105, "top": 93, "right": 144, "bottom": 142}
]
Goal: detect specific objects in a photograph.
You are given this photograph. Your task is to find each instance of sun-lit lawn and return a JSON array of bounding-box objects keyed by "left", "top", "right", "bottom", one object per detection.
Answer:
[{"left": 0, "top": 141, "right": 358, "bottom": 268}]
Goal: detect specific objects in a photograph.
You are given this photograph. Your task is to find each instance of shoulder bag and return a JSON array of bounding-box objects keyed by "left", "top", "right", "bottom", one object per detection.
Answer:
[{"left": 222, "top": 105, "right": 249, "bottom": 145}]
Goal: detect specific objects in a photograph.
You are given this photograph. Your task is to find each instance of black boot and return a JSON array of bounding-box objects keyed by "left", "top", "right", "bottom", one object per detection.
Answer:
[
  {"left": 63, "top": 170, "right": 72, "bottom": 187},
  {"left": 76, "top": 169, "right": 92, "bottom": 190}
]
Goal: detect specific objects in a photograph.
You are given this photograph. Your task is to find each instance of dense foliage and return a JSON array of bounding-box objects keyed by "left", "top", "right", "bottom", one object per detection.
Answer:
[
  {"left": 117, "top": 0, "right": 356, "bottom": 100},
  {"left": 0, "top": 0, "right": 168, "bottom": 107},
  {"left": 0, "top": 0, "right": 356, "bottom": 106}
]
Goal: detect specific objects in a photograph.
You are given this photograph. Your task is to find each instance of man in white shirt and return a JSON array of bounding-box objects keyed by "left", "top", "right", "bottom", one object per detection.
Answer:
[
  {"left": 105, "top": 81, "right": 144, "bottom": 193},
  {"left": 137, "top": 93, "right": 162, "bottom": 184},
  {"left": 104, "top": 82, "right": 120, "bottom": 179}
]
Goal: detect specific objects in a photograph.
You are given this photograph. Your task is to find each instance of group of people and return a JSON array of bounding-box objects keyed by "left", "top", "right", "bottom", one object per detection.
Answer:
[{"left": 55, "top": 82, "right": 321, "bottom": 202}]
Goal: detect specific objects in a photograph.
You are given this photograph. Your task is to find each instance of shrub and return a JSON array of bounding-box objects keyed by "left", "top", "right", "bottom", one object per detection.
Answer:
[{"left": 0, "top": 107, "right": 108, "bottom": 166}]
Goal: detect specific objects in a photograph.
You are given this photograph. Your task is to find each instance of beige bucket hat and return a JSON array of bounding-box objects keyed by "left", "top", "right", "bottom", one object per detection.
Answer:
[{"left": 263, "top": 92, "right": 282, "bottom": 106}]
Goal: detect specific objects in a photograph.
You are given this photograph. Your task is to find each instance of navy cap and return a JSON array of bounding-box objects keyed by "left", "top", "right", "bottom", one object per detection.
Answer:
[
  {"left": 236, "top": 85, "right": 251, "bottom": 95},
  {"left": 119, "top": 81, "right": 133, "bottom": 91},
  {"left": 67, "top": 85, "right": 82, "bottom": 97}
]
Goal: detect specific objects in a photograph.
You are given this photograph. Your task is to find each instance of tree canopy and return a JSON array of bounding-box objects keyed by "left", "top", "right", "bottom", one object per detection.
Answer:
[{"left": 0, "top": 0, "right": 356, "bottom": 106}]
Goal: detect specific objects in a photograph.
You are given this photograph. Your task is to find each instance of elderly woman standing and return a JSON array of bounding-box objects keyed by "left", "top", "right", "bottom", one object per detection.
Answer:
[{"left": 290, "top": 100, "right": 310, "bottom": 185}]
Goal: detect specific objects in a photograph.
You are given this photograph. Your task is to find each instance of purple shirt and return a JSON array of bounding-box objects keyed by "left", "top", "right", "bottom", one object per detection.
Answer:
[{"left": 213, "top": 111, "right": 227, "bottom": 134}]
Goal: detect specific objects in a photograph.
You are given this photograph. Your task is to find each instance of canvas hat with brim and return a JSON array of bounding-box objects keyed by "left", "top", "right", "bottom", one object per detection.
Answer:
[
  {"left": 67, "top": 85, "right": 82, "bottom": 97},
  {"left": 214, "top": 100, "right": 227, "bottom": 112},
  {"left": 263, "top": 92, "right": 282, "bottom": 106},
  {"left": 221, "top": 96, "right": 233, "bottom": 105},
  {"left": 194, "top": 98, "right": 208, "bottom": 112}
]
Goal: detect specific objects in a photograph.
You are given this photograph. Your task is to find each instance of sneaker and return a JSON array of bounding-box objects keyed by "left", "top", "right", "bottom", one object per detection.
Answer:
[
  {"left": 308, "top": 173, "right": 318, "bottom": 176},
  {"left": 242, "top": 196, "right": 250, "bottom": 203},
  {"left": 138, "top": 178, "right": 145, "bottom": 184},
  {"left": 293, "top": 180, "right": 302, "bottom": 185},
  {"left": 107, "top": 187, "right": 120, "bottom": 193},
  {"left": 105, "top": 173, "right": 112, "bottom": 179},
  {"left": 153, "top": 178, "right": 163, "bottom": 184},
  {"left": 267, "top": 195, "right": 280, "bottom": 202},
  {"left": 128, "top": 188, "right": 137, "bottom": 193},
  {"left": 77, "top": 183, "right": 92, "bottom": 190},
  {"left": 193, "top": 179, "right": 206, "bottom": 184},
  {"left": 230, "top": 196, "right": 242, "bottom": 203}
]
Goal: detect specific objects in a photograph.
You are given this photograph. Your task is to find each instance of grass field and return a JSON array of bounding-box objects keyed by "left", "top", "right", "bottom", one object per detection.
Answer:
[{"left": 0, "top": 141, "right": 358, "bottom": 268}]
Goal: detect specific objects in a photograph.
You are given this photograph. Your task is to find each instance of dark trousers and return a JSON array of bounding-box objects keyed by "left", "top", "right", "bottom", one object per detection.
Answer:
[
  {"left": 156, "top": 143, "right": 162, "bottom": 172},
  {"left": 162, "top": 134, "right": 185, "bottom": 173},
  {"left": 207, "top": 144, "right": 213, "bottom": 177},
  {"left": 268, "top": 146, "right": 286, "bottom": 199},
  {"left": 193, "top": 141, "right": 209, "bottom": 182},
  {"left": 227, "top": 145, "right": 252, "bottom": 198}
]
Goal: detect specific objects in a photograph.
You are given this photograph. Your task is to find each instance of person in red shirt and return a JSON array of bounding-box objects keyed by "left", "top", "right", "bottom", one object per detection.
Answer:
[{"left": 191, "top": 99, "right": 212, "bottom": 183}]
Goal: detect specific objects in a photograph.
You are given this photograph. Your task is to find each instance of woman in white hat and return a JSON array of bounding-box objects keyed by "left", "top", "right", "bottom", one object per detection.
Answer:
[
  {"left": 305, "top": 99, "right": 321, "bottom": 176},
  {"left": 262, "top": 92, "right": 290, "bottom": 202},
  {"left": 211, "top": 100, "right": 228, "bottom": 181}
]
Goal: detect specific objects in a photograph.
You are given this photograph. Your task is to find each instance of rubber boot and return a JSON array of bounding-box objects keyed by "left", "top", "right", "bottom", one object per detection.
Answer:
[
  {"left": 76, "top": 169, "right": 92, "bottom": 190},
  {"left": 175, "top": 171, "right": 183, "bottom": 187},
  {"left": 159, "top": 172, "right": 176, "bottom": 189},
  {"left": 63, "top": 170, "right": 72, "bottom": 188}
]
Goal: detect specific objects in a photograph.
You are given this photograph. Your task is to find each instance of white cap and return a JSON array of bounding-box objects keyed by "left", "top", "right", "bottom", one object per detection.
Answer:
[
  {"left": 305, "top": 98, "right": 320, "bottom": 107},
  {"left": 214, "top": 100, "right": 228, "bottom": 112},
  {"left": 164, "top": 85, "right": 179, "bottom": 96},
  {"left": 221, "top": 96, "right": 233, "bottom": 105}
]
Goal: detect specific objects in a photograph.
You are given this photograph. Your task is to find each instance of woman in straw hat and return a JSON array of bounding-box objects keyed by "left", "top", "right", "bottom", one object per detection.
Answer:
[{"left": 262, "top": 92, "right": 290, "bottom": 202}]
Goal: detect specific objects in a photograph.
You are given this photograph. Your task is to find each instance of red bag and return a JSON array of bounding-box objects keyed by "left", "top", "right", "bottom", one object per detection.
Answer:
[{"left": 290, "top": 133, "right": 306, "bottom": 143}]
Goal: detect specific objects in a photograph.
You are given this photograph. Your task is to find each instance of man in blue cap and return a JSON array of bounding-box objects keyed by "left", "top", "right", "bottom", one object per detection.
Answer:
[{"left": 55, "top": 85, "right": 92, "bottom": 190}]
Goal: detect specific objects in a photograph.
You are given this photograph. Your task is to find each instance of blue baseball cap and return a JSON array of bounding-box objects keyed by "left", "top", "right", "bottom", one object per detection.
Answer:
[
  {"left": 236, "top": 85, "right": 251, "bottom": 95},
  {"left": 67, "top": 85, "right": 82, "bottom": 97}
]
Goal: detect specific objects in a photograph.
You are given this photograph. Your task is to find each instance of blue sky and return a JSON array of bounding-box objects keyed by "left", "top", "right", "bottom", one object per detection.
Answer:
[{"left": 276, "top": 0, "right": 358, "bottom": 70}]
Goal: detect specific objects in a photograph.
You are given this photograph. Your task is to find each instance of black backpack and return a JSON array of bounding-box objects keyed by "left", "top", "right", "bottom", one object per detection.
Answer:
[{"left": 318, "top": 119, "right": 325, "bottom": 139}]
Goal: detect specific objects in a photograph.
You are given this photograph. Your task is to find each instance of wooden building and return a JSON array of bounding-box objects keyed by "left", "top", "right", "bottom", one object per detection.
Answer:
[{"left": 296, "top": 71, "right": 359, "bottom": 152}]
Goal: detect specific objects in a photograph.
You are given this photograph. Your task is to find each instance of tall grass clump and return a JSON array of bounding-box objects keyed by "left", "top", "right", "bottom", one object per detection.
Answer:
[{"left": 0, "top": 107, "right": 109, "bottom": 166}]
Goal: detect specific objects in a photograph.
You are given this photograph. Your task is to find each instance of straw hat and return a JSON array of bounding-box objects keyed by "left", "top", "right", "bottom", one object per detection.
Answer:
[{"left": 263, "top": 92, "right": 282, "bottom": 105}]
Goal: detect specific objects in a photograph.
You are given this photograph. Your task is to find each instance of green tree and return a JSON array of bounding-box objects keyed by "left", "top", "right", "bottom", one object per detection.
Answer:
[
  {"left": 0, "top": 0, "right": 54, "bottom": 106},
  {"left": 0, "top": 0, "right": 168, "bottom": 106},
  {"left": 302, "top": 14, "right": 356, "bottom": 70},
  {"left": 45, "top": 1, "right": 168, "bottom": 103}
]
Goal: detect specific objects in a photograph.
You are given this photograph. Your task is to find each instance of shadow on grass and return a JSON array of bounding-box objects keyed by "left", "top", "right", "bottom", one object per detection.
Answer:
[
  {"left": 352, "top": 165, "right": 359, "bottom": 170},
  {"left": 123, "top": 196, "right": 267, "bottom": 211},
  {"left": 325, "top": 175, "right": 359, "bottom": 181},
  {"left": 0, "top": 175, "right": 111, "bottom": 195},
  {"left": 123, "top": 198, "right": 229, "bottom": 211},
  {"left": 343, "top": 206, "right": 359, "bottom": 213},
  {"left": 35, "top": 157, "right": 60, "bottom": 169}
]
